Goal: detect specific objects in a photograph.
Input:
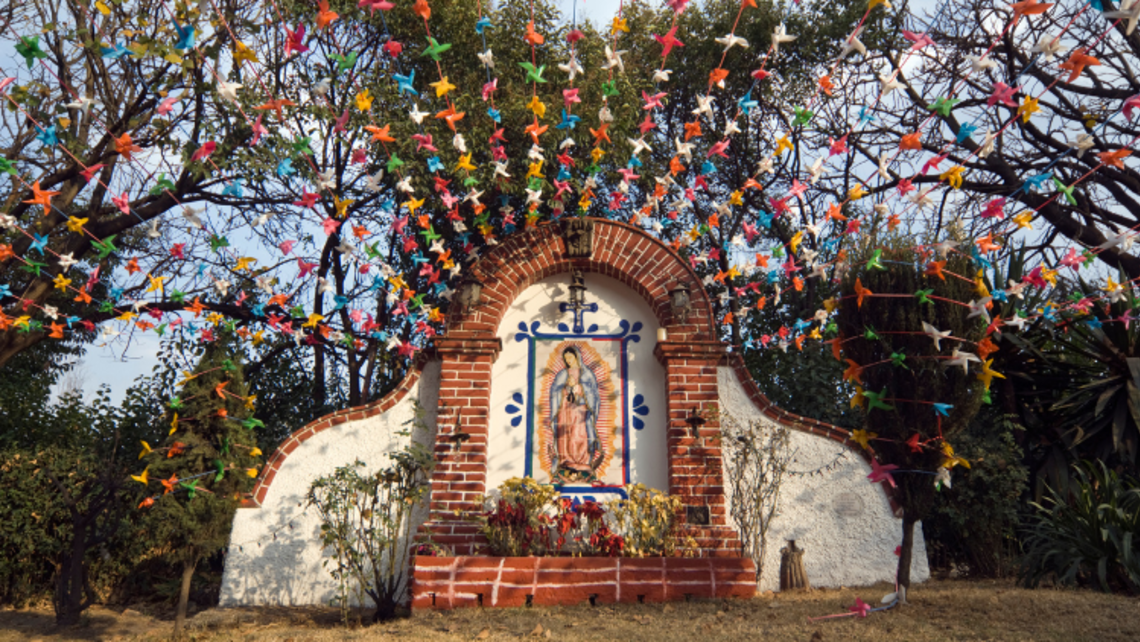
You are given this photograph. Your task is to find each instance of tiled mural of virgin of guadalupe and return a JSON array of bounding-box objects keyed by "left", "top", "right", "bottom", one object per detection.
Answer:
[{"left": 490, "top": 272, "right": 665, "bottom": 502}]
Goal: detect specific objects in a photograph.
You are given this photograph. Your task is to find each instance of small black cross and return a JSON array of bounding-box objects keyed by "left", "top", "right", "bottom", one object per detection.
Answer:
[{"left": 560, "top": 270, "right": 598, "bottom": 334}]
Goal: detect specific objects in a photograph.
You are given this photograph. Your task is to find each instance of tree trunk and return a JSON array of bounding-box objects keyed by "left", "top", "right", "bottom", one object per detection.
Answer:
[
  {"left": 53, "top": 521, "right": 88, "bottom": 626},
  {"left": 173, "top": 559, "right": 196, "bottom": 641},
  {"left": 896, "top": 512, "right": 918, "bottom": 603}
]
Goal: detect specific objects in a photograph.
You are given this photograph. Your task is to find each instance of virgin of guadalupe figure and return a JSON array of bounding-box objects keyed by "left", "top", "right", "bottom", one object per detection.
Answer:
[{"left": 549, "top": 345, "right": 601, "bottom": 482}]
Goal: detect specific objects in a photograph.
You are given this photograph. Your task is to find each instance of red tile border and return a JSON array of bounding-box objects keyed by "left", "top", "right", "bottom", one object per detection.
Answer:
[{"left": 410, "top": 556, "right": 756, "bottom": 610}]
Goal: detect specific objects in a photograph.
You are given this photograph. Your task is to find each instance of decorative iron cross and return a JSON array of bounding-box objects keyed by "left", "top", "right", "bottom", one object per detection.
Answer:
[{"left": 560, "top": 269, "right": 598, "bottom": 334}]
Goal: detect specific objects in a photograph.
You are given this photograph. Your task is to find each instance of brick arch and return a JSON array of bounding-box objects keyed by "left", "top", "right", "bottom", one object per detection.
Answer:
[{"left": 447, "top": 218, "right": 718, "bottom": 343}]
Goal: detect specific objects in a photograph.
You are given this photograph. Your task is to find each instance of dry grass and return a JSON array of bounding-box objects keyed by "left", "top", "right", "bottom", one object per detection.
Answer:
[{"left": 2, "top": 580, "right": 1138, "bottom": 642}]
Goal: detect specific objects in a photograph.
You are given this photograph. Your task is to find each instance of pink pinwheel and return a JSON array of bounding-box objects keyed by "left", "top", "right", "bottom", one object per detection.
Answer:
[
  {"left": 157, "top": 96, "right": 179, "bottom": 115},
  {"left": 849, "top": 597, "right": 872, "bottom": 618},
  {"left": 481, "top": 78, "right": 498, "bottom": 102},
  {"left": 284, "top": 24, "right": 308, "bottom": 56},
  {"left": 334, "top": 109, "right": 350, "bottom": 134},
  {"left": 654, "top": 26, "right": 684, "bottom": 56},
  {"left": 357, "top": 0, "right": 393, "bottom": 14},
  {"left": 788, "top": 179, "right": 809, "bottom": 198},
  {"left": 293, "top": 191, "right": 319, "bottom": 209},
  {"left": 564, "top": 87, "right": 583, "bottom": 107},
  {"left": 642, "top": 90, "right": 666, "bottom": 110},
  {"left": 1124, "top": 94, "right": 1140, "bottom": 120},
  {"left": 190, "top": 141, "right": 216, "bottom": 162},
  {"left": 112, "top": 192, "right": 131, "bottom": 215},
  {"left": 707, "top": 139, "right": 730, "bottom": 158},
  {"left": 297, "top": 258, "right": 317, "bottom": 277},
  {"left": 411, "top": 133, "right": 437, "bottom": 152},
  {"left": 397, "top": 340, "right": 416, "bottom": 358},
  {"left": 279, "top": 240, "right": 295, "bottom": 255},
  {"left": 393, "top": 215, "right": 409, "bottom": 234},
  {"left": 321, "top": 217, "right": 341, "bottom": 235},
  {"left": 903, "top": 30, "right": 934, "bottom": 51},
  {"left": 987, "top": 82, "right": 1020, "bottom": 107},
  {"left": 979, "top": 197, "right": 1006, "bottom": 219},
  {"left": 81, "top": 163, "right": 104, "bottom": 183},
  {"left": 828, "top": 134, "right": 848, "bottom": 157},
  {"left": 384, "top": 40, "right": 402, "bottom": 57},
  {"left": 867, "top": 459, "right": 899, "bottom": 488},
  {"left": 1059, "top": 247, "right": 1083, "bottom": 271},
  {"left": 250, "top": 116, "right": 267, "bottom": 146},
  {"left": 0, "top": 77, "right": 15, "bottom": 92}
]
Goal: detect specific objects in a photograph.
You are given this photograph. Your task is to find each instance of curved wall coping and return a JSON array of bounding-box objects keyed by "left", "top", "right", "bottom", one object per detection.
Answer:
[
  {"left": 721, "top": 352, "right": 901, "bottom": 515},
  {"left": 240, "top": 352, "right": 433, "bottom": 508}
]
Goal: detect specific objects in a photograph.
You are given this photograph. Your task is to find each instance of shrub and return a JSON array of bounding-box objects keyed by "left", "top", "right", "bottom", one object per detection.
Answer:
[
  {"left": 607, "top": 484, "right": 690, "bottom": 557},
  {"left": 1020, "top": 461, "right": 1140, "bottom": 593},
  {"left": 479, "top": 481, "right": 691, "bottom": 557},
  {"left": 481, "top": 477, "right": 562, "bottom": 557},
  {"left": 307, "top": 439, "right": 434, "bottom": 623}
]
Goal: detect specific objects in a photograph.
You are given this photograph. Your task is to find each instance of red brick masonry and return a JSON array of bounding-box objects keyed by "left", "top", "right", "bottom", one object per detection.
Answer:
[{"left": 411, "top": 556, "right": 756, "bottom": 610}]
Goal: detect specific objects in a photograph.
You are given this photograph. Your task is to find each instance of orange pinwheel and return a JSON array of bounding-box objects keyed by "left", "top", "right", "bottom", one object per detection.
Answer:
[
  {"left": 826, "top": 202, "right": 846, "bottom": 221},
  {"left": 853, "top": 277, "right": 873, "bottom": 308},
  {"left": 114, "top": 132, "right": 142, "bottom": 160},
  {"left": 254, "top": 98, "right": 297, "bottom": 121},
  {"left": 924, "top": 260, "right": 946, "bottom": 280},
  {"left": 412, "top": 0, "right": 431, "bottom": 20},
  {"left": 843, "top": 359, "right": 863, "bottom": 384},
  {"left": 524, "top": 20, "right": 544, "bottom": 46},
  {"left": 48, "top": 322, "right": 65, "bottom": 339},
  {"left": 1010, "top": 0, "right": 1053, "bottom": 21},
  {"left": 365, "top": 124, "right": 395, "bottom": 143},
  {"left": 268, "top": 293, "right": 289, "bottom": 307},
  {"left": 184, "top": 297, "right": 206, "bottom": 317},
  {"left": 23, "top": 181, "right": 60, "bottom": 216},
  {"left": 215, "top": 381, "right": 229, "bottom": 398},
  {"left": 1058, "top": 49, "right": 1100, "bottom": 83},
  {"left": 669, "top": 156, "right": 686, "bottom": 175},
  {"left": 435, "top": 106, "right": 465, "bottom": 131},
  {"left": 899, "top": 131, "right": 922, "bottom": 151},
  {"left": 819, "top": 74, "right": 834, "bottom": 96},
  {"left": 590, "top": 123, "right": 611, "bottom": 145},
  {"left": 976, "top": 232, "right": 1002, "bottom": 252},
  {"left": 683, "top": 120, "right": 703, "bottom": 141},
  {"left": 709, "top": 68, "right": 729, "bottom": 86},
  {"left": 160, "top": 474, "right": 179, "bottom": 495},
  {"left": 1098, "top": 148, "right": 1132, "bottom": 169},
  {"left": 316, "top": 0, "right": 339, "bottom": 29}
]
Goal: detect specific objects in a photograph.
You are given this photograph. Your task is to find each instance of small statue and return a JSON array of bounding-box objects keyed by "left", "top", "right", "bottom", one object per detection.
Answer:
[
  {"left": 779, "top": 540, "right": 810, "bottom": 591},
  {"left": 561, "top": 217, "right": 593, "bottom": 258}
]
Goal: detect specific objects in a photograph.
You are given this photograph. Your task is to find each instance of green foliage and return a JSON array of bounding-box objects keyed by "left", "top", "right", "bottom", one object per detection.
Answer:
[
  {"left": 608, "top": 483, "right": 691, "bottom": 558},
  {"left": 1020, "top": 461, "right": 1140, "bottom": 594},
  {"left": 307, "top": 434, "right": 434, "bottom": 622},
  {"left": 143, "top": 332, "right": 260, "bottom": 567},
  {"left": 925, "top": 411, "right": 1029, "bottom": 578},
  {"left": 1002, "top": 278, "right": 1140, "bottom": 481},
  {"left": 837, "top": 239, "right": 986, "bottom": 519}
]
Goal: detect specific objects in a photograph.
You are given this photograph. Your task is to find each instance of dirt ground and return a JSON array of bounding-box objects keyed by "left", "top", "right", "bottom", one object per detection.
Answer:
[{"left": 1, "top": 579, "right": 1138, "bottom": 642}]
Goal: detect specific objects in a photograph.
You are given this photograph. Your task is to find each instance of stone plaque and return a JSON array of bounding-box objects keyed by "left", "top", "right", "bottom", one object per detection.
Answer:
[{"left": 832, "top": 491, "right": 864, "bottom": 518}]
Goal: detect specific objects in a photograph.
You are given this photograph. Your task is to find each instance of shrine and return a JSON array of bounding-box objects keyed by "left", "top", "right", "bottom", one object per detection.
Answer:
[{"left": 219, "top": 219, "right": 927, "bottom": 607}]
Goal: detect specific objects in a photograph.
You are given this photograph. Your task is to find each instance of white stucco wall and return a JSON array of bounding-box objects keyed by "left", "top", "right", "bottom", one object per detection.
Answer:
[
  {"left": 485, "top": 272, "right": 668, "bottom": 501},
  {"left": 718, "top": 366, "right": 930, "bottom": 593},
  {"left": 218, "top": 360, "right": 441, "bottom": 606}
]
